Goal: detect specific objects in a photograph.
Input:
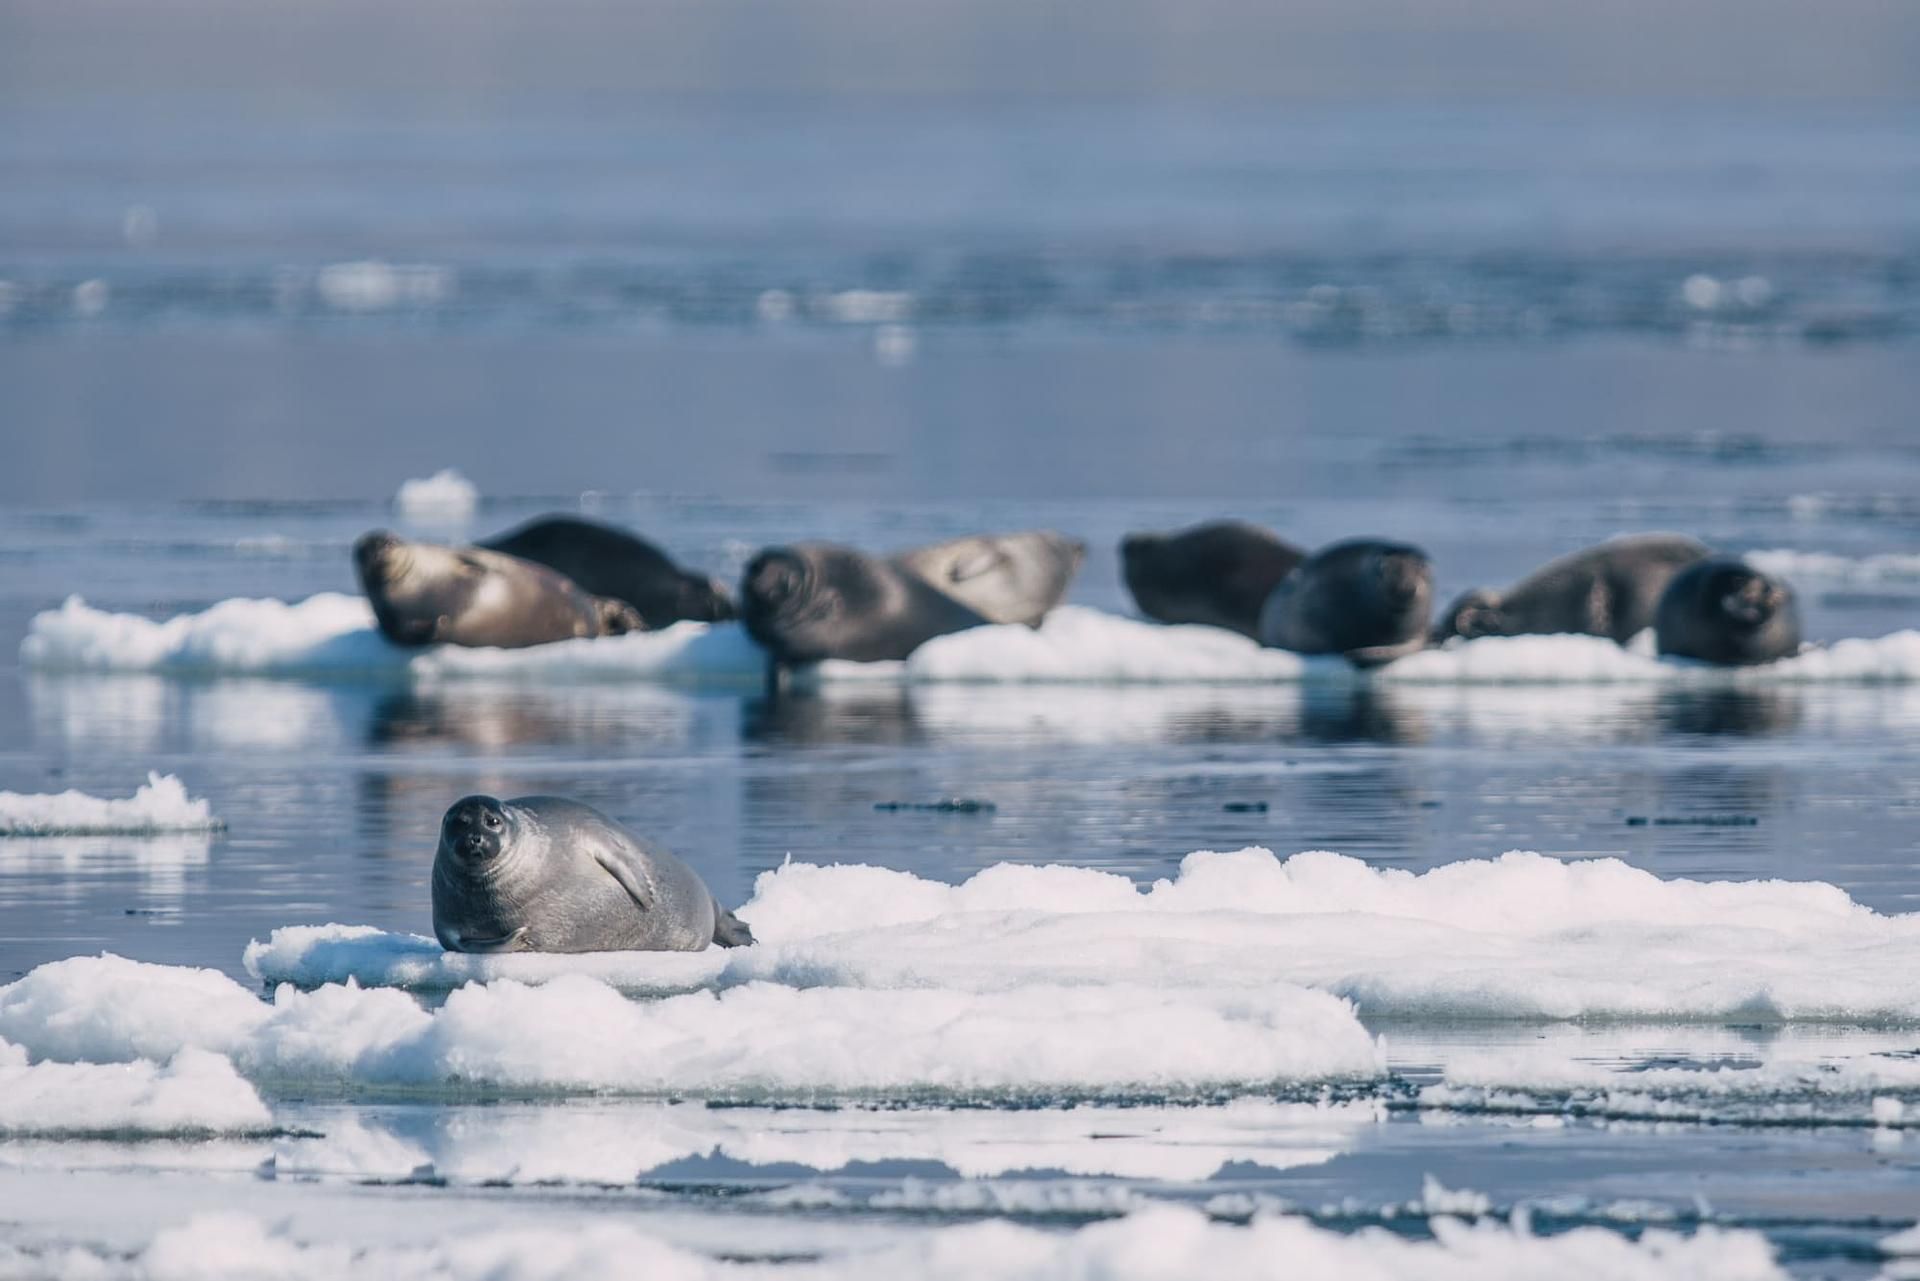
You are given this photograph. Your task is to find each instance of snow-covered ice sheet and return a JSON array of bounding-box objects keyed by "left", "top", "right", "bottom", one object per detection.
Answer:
[
  {"left": 0, "top": 773, "right": 220, "bottom": 837},
  {"left": 0, "top": 1203, "right": 1787, "bottom": 1281},
  {"left": 0, "top": 956, "right": 1378, "bottom": 1100},
  {"left": 26, "top": 596, "right": 1920, "bottom": 686},
  {"left": 252, "top": 849, "right": 1920, "bottom": 1023}
]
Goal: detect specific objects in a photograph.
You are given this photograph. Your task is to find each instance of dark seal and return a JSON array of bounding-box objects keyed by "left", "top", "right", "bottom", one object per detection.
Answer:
[
  {"left": 433, "top": 794, "right": 754, "bottom": 953},
  {"left": 1654, "top": 557, "right": 1800, "bottom": 666},
  {"left": 1256, "top": 539, "right": 1434, "bottom": 668},
  {"left": 480, "top": 515, "right": 735, "bottom": 627},
  {"left": 1435, "top": 533, "right": 1711, "bottom": 645},
  {"left": 1120, "top": 520, "right": 1305, "bottom": 638}
]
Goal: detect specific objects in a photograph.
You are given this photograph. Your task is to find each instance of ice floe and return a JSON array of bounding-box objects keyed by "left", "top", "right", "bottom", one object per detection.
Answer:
[
  {"left": 1421, "top": 1044, "right": 1920, "bottom": 1127},
  {"left": 23, "top": 595, "right": 1920, "bottom": 685},
  {"left": 1748, "top": 548, "right": 1920, "bottom": 584},
  {"left": 392, "top": 468, "right": 478, "bottom": 523},
  {"left": 0, "top": 773, "right": 220, "bottom": 837},
  {"left": 0, "top": 1041, "right": 272, "bottom": 1136},
  {"left": 0, "top": 1204, "right": 1787, "bottom": 1280},
  {"left": 20, "top": 594, "right": 765, "bottom": 685},
  {"left": 0, "top": 956, "right": 1378, "bottom": 1100},
  {"left": 253, "top": 849, "right": 1920, "bottom": 1023}
]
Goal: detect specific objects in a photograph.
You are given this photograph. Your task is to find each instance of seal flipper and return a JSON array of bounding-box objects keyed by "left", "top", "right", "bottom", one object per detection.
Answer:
[
  {"left": 712, "top": 901, "right": 755, "bottom": 948},
  {"left": 592, "top": 847, "right": 654, "bottom": 910}
]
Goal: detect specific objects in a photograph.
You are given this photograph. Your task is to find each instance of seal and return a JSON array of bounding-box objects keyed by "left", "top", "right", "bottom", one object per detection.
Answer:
[
  {"left": 1435, "top": 533, "right": 1711, "bottom": 645},
  {"left": 1654, "top": 557, "right": 1800, "bottom": 666},
  {"left": 1256, "top": 538, "right": 1434, "bottom": 667},
  {"left": 741, "top": 531, "right": 1082, "bottom": 665},
  {"left": 432, "top": 794, "right": 754, "bottom": 953},
  {"left": 480, "top": 515, "right": 735, "bottom": 627},
  {"left": 354, "top": 530, "right": 642, "bottom": 649},
  {"left": 1120, "top": 520, "right": 1305, "bottom": 638},
  {"left": 892, "top": 531, "right": 1085, "bottom": 625}
]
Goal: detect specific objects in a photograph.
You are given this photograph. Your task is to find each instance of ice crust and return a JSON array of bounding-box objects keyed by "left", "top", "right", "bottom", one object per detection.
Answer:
[
  {"left": 0, "top": 773, "right": 220, "bottom": 837},
  {"left": 0, "top": 1204, "right": 1786, "bottom": 1281},
  {"left": 25, "top": 597, "right": 1920, "bottom": 685},
  {"left": 252, "top": 849, "right": 1920, "bottom": 1023}
]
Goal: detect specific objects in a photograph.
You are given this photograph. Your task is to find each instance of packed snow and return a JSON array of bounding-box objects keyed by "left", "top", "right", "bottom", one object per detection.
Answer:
[
  {"left": 0, "top": 1203, "right": 1788, "bottom": 1281},
  {"left": 0, "top": 1041, "right": 272, "bottom": 1136},
  {"left": 0, "top": 773, "right": 220, "bottom": 837},
  {"left": 0, "top": 955, "right": 1379, "bottom": 1100},
  {"left": 25, "top": 597, "right": 1920, "bottom": 685},
  {"left": 392, "top": 467, "right": 478, "bottom": 523},
  {"left": 252, "top": 849, "right": 1920, "bottom": 1023}
]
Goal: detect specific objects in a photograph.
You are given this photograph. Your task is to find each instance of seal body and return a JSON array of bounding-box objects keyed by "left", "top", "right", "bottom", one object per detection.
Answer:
[
  {"left": 1257, "top": 538, "right": 1434, "bottom": 668},
  {"left": 1435, "top": 533, "right": 1711, "bottom": 645},
  {"left": 1654, "top": 557, "right": 1800, "bottom": 665},
  {"left": 892, "top": 531, "right": 1085, "bottom": 626},
  {"left": 432, "top": 794, "right": 754, "bottom": 953},
  {"left": 480, "top": 515, "right": 735, "bottom": 627},
  {"left": 1120, "top": 521, "right": 1305, "bottom": 638},
  {"left": 741, "top": 532, "right": 1081, "bottom": 665},
  {"left": 354, "top": 531, "right": 642, "bottom": 649}
]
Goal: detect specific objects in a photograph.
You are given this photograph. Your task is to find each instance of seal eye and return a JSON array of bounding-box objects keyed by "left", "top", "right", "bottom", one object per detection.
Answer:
[{"left": 483, "top": 812, "right": 501, "bottom": 830}]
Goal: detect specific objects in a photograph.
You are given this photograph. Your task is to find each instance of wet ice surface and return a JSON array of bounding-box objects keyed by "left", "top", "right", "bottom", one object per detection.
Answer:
[{"left": 2, "top": 494, "right": 1920, "bottom": 1277}]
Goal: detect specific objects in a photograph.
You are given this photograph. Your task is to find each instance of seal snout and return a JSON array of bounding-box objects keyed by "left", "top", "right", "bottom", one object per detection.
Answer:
[
  {"left": 1719, "top": 570, "right": 1782, "bottom": 627},
  {"left": 1375, "top": 548, "right": 1433, "bottom": 603},
  {"left": 442, "top": 794, "right": 508, "bottom": 862}
]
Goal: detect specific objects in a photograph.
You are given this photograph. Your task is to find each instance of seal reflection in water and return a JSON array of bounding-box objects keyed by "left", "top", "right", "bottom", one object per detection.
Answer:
[
  {"left": 1654, "top": 557, "right": 1801, "bottom": 666},
  {"left": 479, "top": 515, "right": 735, "bottom": 627},
  {"left": 433, "top": 795, "right": 754, "bottom": 953},
  {"left": 1120, "top": 520, "right": 1305, "bottom": 638},
  {"left": 355, "top": 531, "right": 642, "bottom": 649},
  {"left": 1435, "top": 533, "right": 1710, "bottom": 645},
  {"left": 1257, "top": 539, "right": 1434, "bottom": 668},
  {"left": 741, "top": 532, "right": 1084, "bottom": 665}
]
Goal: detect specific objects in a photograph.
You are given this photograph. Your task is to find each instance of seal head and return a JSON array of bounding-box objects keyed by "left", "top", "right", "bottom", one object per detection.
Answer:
[{"left": 1655, "top": 557, "right": 1800, "bottom": 666}]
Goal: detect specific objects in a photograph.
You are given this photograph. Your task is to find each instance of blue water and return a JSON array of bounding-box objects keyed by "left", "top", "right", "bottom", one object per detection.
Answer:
[{"left": 3, "top": 54, "right": 1920, "bottom": 1276}]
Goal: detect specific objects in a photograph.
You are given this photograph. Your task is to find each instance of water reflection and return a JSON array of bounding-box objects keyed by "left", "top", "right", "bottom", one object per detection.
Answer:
[
  {"left": 0, "top": 833, "right": 213, "bottom": 899},
  {"left": 1656, "top": 688, "right": 1804, "bottom": 738}
]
